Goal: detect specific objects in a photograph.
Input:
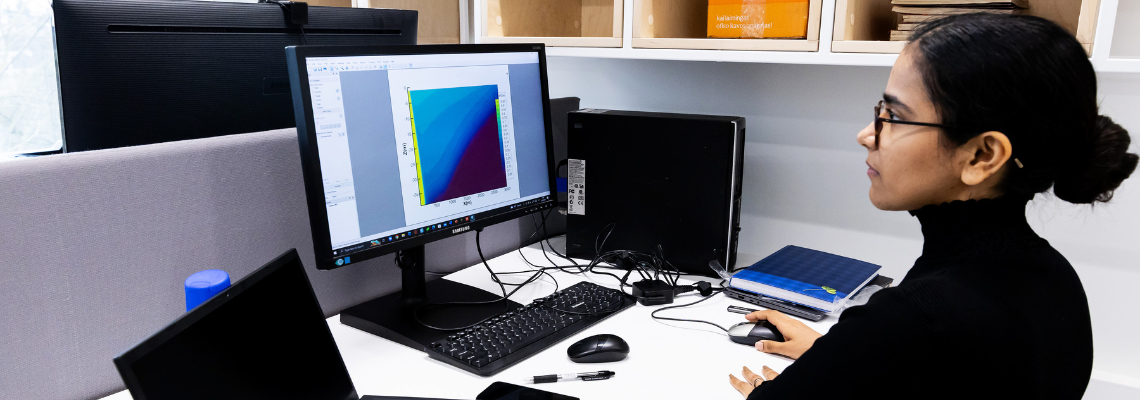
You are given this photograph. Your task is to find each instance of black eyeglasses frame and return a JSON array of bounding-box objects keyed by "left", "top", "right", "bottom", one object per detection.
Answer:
[{"left": 873, "top": 100, "right": 965, "bottom": 148}]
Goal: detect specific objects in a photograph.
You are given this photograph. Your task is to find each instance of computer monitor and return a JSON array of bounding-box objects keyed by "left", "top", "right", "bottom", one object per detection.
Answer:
[
  {"left": 52, "top": 0, "right": 417, "bottom": 152},
  {"left": 114, "top": 250, "right": 359, "bottom": 400},
  {"left": 286, "top": 44, "right": 556, "bottom": 350}
]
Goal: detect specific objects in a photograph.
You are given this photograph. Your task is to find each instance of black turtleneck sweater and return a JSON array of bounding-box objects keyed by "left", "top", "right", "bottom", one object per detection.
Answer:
[{"left": 747, "top": 197, "right": 1093, "bottom": 399}]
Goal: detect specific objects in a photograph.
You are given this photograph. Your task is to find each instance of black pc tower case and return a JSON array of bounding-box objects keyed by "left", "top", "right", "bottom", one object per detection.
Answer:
[
  {"left": 52, "top": 0, "right": 417, "bottom": 152},
  {"left": 565, "top": 110, "right": 745, "bottom": 277}
]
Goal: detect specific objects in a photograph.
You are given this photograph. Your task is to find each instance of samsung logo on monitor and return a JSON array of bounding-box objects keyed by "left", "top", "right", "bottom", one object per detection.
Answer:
[{"left": 452, "top": 226, "right": 470, "bottom": 234}]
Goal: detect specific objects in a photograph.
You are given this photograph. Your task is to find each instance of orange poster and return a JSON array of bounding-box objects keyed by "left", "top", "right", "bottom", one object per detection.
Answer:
[{"left": 708, "top": 0, "right": 809, "bottom": 39}]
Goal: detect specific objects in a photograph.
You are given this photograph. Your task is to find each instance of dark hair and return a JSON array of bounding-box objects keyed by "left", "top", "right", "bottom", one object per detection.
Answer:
[{"left": 908, "top": 14, "right": 1138, "bottom": 204}]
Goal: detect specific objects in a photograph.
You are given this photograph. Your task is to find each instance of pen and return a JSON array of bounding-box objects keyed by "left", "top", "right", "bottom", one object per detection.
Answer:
[
  {"left": 727, "top": 293, "right": 801, "bottom": 313},
  {"left": 727, "top": 305, "right": 759, "bottom": 314},
  {"left": 524, "top": 370, "right": 615, "bottom": 384}
]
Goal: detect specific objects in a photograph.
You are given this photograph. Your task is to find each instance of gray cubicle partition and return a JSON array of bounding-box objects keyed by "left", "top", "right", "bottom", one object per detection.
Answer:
[{"left": 0, "top": 128, "right": 545, "bottom": 400}]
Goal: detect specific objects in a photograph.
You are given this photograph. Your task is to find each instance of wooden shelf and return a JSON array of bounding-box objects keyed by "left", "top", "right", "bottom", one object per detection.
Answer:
[
  {"left": 357, "top": 0, "right": 462, "bottom": 44},
  {"left": 351, "top": 0, "right": 1140, "bottom": 72},
  {"left": 631, "top": 0, "right": 823, "bottom": 51},
  {"left": 632, "top": 37, "right": 820, "bottom": 51},
  {"left": 480, "top": 0, "right": 624, "bottom": 48},
  {"left": 832, "top": 0, "right": 1101, "bottom": 54},
  {"left": 482, "top": 36, "right": 624, "bottom": 47},
  {"left": 830, "top": 38, "right": 905, "bottom": 53},
  {"left": 547, "top": 45, "right": 902, "bottom": 66}
]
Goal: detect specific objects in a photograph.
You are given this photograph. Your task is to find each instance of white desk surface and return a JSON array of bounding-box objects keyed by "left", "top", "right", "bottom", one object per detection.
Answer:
[{"left": 103, "top": 241, "right": 839, "bottom": 400}]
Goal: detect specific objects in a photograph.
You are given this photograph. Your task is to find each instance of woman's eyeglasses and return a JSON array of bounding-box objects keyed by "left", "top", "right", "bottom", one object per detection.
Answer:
[
  {"left": 873, "top": 100, "right": 959, "bottom": 148},
  {"left": 871, "top": 101, "right": 1019, "bottom": 167}
]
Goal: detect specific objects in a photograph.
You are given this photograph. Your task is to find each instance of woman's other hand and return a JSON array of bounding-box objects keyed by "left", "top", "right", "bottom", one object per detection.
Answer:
[
  {"left": 728, "top": 365, "right": 780, "bottom": 398},
  {"left": 746, "top": 310, "right": 822, "bottom": 359}
]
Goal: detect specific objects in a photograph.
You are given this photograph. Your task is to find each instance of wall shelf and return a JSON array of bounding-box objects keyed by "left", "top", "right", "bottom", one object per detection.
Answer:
[
  {"left": 1088, "top": 0, "right": 1140, "bottom": 73},
  {"left": 628, "top": 0, "right": 823, "bottom": 51},
  {"left": 632, "top": 38, "right": 819, "bottom": 51},
  {"left": 354, "top": 0, "right": 465, "bottom": 44},
  {"left": 830, "top": 39, "right": 904, "bottom": 54},
  {"left": 482, "top": 36, "right": 624, "bottom": 47},
  {"left": 1107, "top": 0, "right": 1139, "bottom": 58},
  {"left": 449, "top": 0, "right": 1136, "bottom": 72},
  {"left": 546, "top": 45, "right": 901, "bottom": 66},
  {"left": 476, "top": 0, "right": 624, "bottom": 48},
  {"left": 832, "top": 0, "right": 1101, "bottom": 54}
]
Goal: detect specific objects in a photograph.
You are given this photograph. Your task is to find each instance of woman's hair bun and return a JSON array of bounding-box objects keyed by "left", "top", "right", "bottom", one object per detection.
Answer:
[{"left": 1053, "top": 115, "right": 1139, "bottom": 204}]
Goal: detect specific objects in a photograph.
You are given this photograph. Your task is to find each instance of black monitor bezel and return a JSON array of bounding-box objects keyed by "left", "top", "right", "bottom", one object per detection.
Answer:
[
  {"left": 112, "top": 249, "right": 358, "bottom": 400},
  {"left": 287, "top": 44, "right": 557, "bottom": 270}
]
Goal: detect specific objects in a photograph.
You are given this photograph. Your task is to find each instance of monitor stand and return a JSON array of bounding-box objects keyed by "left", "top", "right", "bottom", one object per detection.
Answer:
[{"left": 339, "top": 245, "right": 524, "bottom": 352}]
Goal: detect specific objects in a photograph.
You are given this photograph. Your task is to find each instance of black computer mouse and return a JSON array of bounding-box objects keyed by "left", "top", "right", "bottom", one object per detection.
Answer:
[
  {"left": 567, "top": 334, "right": 629, "bottom": 363},
  {"left": 727, "top": 321, "right": 785, "bottom": 346}
]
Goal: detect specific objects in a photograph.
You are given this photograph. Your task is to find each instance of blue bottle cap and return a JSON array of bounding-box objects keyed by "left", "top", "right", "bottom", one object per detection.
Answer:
[{"left": 184, "top": 269, "right": 231, "bottom": 311}]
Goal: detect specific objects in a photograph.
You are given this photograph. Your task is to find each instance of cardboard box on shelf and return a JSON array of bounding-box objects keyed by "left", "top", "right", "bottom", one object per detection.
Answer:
[{"left": 707, "top": 0, "right": 810, "bottom": 39}]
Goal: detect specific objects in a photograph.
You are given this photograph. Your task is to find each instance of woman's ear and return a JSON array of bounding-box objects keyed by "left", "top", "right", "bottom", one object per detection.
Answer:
[{"left": 959, "top": 131, "right": 1013, "bottom": 186}]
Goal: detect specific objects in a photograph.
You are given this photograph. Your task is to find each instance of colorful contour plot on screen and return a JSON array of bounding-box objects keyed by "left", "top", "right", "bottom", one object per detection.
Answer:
[{"left": 407, "top": 84, "right": 508, "bottom": 206}]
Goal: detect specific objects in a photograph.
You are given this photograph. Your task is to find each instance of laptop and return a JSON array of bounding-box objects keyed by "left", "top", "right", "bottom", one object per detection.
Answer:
[{"left": 113, "top": 249, "right": 453, "bottom": 400}]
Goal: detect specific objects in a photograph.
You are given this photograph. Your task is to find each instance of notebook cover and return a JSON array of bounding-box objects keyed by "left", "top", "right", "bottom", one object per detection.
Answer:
[
  {"left": 725, "top": 288, "right": 828, "bottom": 321},
  {"left": 730, "top": 245, "right": 881, "bottom": 304}
]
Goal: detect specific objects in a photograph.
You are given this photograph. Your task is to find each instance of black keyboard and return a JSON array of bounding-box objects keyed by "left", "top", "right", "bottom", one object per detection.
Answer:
[{"left": 426, "top": 281, "right": 634, "bottom": 376}]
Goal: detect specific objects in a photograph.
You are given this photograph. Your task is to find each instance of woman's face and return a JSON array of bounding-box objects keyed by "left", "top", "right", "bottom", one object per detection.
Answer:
[{"left": 857, "top": 49, "right": 965, "bottom": 211}]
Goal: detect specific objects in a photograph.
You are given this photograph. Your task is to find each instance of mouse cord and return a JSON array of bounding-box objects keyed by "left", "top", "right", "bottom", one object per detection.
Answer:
[{"left": 650, "top": 292, "right": 728, "bottom": 333}]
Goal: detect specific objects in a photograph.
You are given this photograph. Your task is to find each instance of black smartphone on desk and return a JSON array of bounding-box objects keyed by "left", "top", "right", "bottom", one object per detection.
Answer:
[{"left": 476, "top": 382, "right": 579, "bottom": 400}]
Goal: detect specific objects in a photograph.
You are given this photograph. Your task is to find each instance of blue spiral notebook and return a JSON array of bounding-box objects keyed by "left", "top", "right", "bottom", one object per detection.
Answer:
[{"left": 728, "top": 245, "right": 881, "bottom": 313}]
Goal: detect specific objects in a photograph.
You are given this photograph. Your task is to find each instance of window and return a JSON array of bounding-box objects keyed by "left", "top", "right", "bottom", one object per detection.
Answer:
[{"left": 0, "top": 0, "right": 62, "bottom": 156}]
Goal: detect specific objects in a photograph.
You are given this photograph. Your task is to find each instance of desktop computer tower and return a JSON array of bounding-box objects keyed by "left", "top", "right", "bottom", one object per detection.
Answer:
[{"left": 565, "top": 110, "right": 745, "bottom": 277}]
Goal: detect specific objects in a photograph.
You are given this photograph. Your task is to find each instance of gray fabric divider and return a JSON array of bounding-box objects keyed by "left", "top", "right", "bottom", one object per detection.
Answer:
[{"left": 0, "top": 129, "right": 544, "bottom": 400}]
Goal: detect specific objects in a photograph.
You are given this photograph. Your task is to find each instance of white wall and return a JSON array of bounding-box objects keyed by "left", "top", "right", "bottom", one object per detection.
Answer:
[{"left": 546, "top": 57, "right": 1140, "bottom": 392}]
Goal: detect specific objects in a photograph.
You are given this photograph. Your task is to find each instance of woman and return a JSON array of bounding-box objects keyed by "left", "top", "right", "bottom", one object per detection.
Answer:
[{"left": 728, "top": 14, "right": 1138, "bottom": 399}]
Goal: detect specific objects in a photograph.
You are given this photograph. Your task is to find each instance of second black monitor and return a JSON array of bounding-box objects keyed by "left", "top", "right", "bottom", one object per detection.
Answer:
[{"left": 53, "top": 0, "right": 418, "bottom": 152}]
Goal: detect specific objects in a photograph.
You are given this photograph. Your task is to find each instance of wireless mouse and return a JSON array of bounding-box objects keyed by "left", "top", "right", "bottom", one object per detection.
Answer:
[
  {"left": 727, "top": 321, "right": 785, "bottom": 346},
  {"left": 567, "top": 334, "right": 629, "bottom": 363}
]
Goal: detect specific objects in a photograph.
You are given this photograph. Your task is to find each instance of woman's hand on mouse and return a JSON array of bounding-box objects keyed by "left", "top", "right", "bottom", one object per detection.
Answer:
[
  {"left": 728, "top": 365, "right": 780, "bottom": 398},
  {"left": 746, "top": 310, "right": 822, "bottom": 360}
]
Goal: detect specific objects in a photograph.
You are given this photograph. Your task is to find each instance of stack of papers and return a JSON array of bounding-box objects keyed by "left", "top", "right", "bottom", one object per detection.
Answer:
[{"left": 890, "top": 0, "right": 1028, "bottom": 41}]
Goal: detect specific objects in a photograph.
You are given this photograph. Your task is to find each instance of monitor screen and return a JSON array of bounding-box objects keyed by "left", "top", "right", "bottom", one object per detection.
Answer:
[
  {"left": 290, "top": 45, "right": 555, "bottom": 269},
  {"left": 114, "top": 250, "right": 357, "bottom": 400}
]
